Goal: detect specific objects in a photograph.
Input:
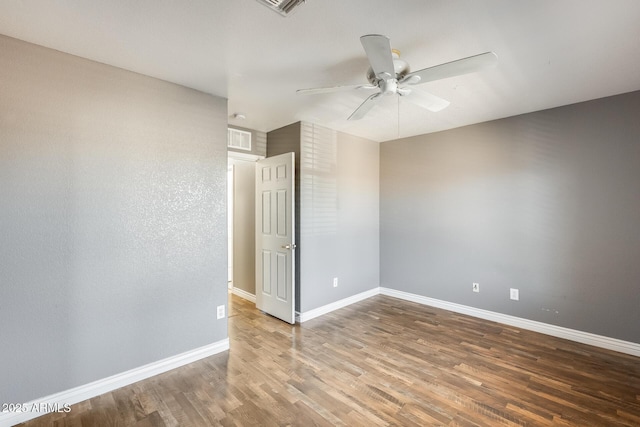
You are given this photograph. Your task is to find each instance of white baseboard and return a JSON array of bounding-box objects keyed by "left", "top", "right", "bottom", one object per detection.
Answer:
[
  {"left": 380, "top": 287, "right": 640, "bottom": 357},
  {"left": 231, "top": 287, "right": 256, "bottom": 303},
  {"left": 296, "top": 287, "right": 380, "bottom": 323},
  {"left": 0, "top": 339, "right": 230, "bottom": 427}
]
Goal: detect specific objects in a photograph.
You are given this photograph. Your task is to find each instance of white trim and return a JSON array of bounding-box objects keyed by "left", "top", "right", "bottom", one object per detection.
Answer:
[
  {"left": 227, "top": 151, "right": 264, "bottom": 162},
  {"left": 231, "top": 287, "right": 256, "bottom": 303},
  {"left": 296, "top": 288, "right": 380, "bottom": 323},
  {"left": 379, "top": 287, "right": 640, "bottom": 357},
  {"left": 227, "top": 163, "right": 234, "bottom": 285},
  {"left": 0, "top": 339, "right": 230, "bottom": 427}
]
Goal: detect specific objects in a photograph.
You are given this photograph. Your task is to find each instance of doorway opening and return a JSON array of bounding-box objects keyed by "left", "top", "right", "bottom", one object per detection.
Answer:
[{"left": 227, "top": 151, "right": 264, "bottom": 304}]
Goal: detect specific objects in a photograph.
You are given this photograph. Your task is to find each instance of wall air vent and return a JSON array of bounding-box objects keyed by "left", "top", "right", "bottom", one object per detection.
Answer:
[
  {"left": 255, "top": 0, "right": 306, "bottom": 17},
  {"left": 228, "top": 128, "right": 252, "bottom": 151}
]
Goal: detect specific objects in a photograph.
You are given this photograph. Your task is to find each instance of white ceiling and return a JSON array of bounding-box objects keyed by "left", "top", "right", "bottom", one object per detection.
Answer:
[{"left": 1, "top": 0, "right": 639, "bottom": 142}]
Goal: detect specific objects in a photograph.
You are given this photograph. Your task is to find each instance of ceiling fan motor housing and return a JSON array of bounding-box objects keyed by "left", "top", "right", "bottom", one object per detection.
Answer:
[
  {"left": 379, "top": 78, "right": 398, "bottom": 96},
  {"left": 366, "top": 50, "right": 410, "bottom": 87}
]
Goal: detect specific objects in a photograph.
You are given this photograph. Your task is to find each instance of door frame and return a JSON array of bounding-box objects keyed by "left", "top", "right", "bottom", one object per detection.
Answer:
[{"left": 228, "top": 151, "right": 264, "bottom": 299}]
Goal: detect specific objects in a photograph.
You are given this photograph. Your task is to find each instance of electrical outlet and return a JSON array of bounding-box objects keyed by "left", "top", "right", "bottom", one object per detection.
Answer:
[
  {"left": 510, "top": 288, "right": 519, "bottom": 301},
  {"left": 472, "top": 283, "right": 480, "bottom": 293},
  {"left": 333, "top": 277, "right": 338, "bottom": 288},
  {"left": 217, "top": 305, "right": 225, "bottom": 319}
]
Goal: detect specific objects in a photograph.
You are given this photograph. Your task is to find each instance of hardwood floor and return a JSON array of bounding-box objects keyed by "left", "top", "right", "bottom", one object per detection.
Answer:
[{"left": 20, "top": 294, "right": 640, "bottom": 426}]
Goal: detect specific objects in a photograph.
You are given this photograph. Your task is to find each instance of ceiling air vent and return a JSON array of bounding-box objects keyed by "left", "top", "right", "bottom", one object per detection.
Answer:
[{"left": 255, "top": 0, "right": 306, "bottom": 17}]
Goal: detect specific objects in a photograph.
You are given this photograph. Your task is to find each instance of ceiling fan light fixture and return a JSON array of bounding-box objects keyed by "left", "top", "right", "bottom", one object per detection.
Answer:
[{"left": 255, "top": 0, "right": 306, "bottom": 17}]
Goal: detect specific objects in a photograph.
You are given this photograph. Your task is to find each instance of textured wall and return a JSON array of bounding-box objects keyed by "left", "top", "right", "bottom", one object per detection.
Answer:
[
  {"left": 0, "top": 35, "right": 228, "bottom": 404},
  {"left": 380, "top": 91, "right": 640, "bottom": 343}
]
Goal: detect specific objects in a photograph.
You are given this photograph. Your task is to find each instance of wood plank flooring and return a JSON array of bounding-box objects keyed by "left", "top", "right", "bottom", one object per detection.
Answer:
[{"left": 19, "top": 294, "right": 640, "bottom": 426}]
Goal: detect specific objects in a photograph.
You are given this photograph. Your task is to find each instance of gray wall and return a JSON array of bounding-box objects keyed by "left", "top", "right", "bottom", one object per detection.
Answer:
[
  {"left": 268, "top": 122, "right": 380, "bottom": 313},
  {"left": 380, "top": 91, "right": 640, "bottom": 343},
  {"left": 0, "top": 35, "right": 229, "bottom": 405},
  {"left": 230, "top": 159, "right": 257, "bottom": 295},
  {"left": 299, "top": 123, "right": 380, "bottom": 313},
  {"left": 267, "top": 122, "right": 303, "bottom": 309}
]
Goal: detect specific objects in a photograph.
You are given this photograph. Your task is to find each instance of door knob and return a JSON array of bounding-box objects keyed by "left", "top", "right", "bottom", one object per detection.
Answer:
[{"left": 282, "top": 244, "right": 297, "bottom": 250}]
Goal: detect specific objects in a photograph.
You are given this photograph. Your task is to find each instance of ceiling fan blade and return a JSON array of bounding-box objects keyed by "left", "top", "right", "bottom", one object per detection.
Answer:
[
  {"left": 400, "top": 51, "right": 498, "bottom": 85},
  {"left": 348, "top": 93, "right": 382, "bottom": 120},
  {"left": 360, "top": 34, "right": 395, "bottom": 79},
  {"left": 403, "top": 89, "right": 450, "bottom": 112},
  {"left": 296, "top": 84, "right": 377, "bottom": 95}
]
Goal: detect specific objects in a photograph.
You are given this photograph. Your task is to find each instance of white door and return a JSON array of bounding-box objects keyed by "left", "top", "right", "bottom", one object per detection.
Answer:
[{"left": 255, "top": 152, "right": 296, "bottom": 324}]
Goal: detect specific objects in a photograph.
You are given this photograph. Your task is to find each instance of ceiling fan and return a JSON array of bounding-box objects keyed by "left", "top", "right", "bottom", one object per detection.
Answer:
[{"left": 297, "top": 34, "right": 497, "bottom": 120}]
